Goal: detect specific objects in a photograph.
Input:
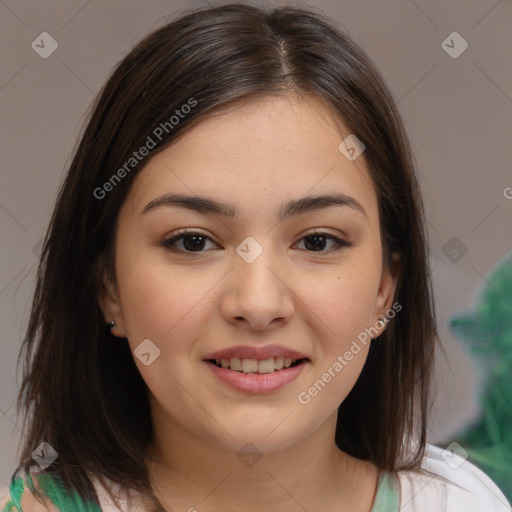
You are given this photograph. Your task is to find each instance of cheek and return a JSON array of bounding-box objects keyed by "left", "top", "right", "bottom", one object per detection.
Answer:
[
  {"left": 302, "top": 264, "right": 381, "bottom": 347},
  {"left": 115, "top": 257, "right": 215, "bottom": 399},
  {"left": 293, "top": 268, "right": 379, "bottom": 414},
  {"left": 116, "top": 250, "right": 222, "bottom": 353}
]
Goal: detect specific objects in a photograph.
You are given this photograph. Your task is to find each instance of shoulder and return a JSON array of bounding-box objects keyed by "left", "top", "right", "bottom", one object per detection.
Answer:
[
  {"left": 397, "top": 443, "right": 511, "bottom": 512},
  {"left": 0, "top": 469, "right": 57, "bottom": 512}
]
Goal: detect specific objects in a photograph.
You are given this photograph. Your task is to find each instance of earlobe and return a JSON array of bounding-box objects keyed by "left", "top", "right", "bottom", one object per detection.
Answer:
[
  {"left": 374, "top": 251, "right": 401, "bottom": 326},
  {"left": 97, "top": 269, "right": 125, "bottom": 336}
]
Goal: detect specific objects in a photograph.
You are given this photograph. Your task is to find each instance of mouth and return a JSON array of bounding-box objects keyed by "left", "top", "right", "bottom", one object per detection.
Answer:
[
  {"left": 204, "top": 357, "right": 310, "bottom": 374},
  {"left": 203, "top": 356, "right": 310, "bottom": 393}
]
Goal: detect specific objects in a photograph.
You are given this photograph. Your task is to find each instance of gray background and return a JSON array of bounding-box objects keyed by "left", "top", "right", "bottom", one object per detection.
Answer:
[{"left": 1, "top": 0, "right": 511, "bottom": 498}]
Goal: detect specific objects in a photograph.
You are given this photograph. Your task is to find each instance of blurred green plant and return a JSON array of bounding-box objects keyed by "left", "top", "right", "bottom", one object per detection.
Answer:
[{"left": 448, "top": 253, "right": 512, "bottom": 501}]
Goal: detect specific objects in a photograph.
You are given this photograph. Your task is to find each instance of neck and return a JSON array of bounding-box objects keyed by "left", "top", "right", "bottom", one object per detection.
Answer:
[{"left": 144, "top": 399, "right": 378, "bottom": 512}]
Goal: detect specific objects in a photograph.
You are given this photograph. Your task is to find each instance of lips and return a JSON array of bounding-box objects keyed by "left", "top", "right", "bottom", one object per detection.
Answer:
[
  {"left": 204, "top": 356, "right": 309, "bottom": 393},
  {"left": 202, "top": 344, "right": 309, "bottom": 362}
]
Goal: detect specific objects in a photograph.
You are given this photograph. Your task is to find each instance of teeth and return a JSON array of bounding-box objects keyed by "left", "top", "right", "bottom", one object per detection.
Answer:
[
  {"left": 242, "top": 358, "right": 258, "bottom": 373},
  {"left": 215, "top": 356, "right": 302, "bottom": 373},
  {"left": 257, "top": 359, "right": 275, "bottom": 373},
  {"left": 229, "top": 357, "right": 242, "bottom": 371}
]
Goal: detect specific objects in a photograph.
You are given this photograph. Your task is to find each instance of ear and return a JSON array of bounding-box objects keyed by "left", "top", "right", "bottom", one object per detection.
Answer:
[
  {"left": 97, "top": 268, "right": 126, "bottom": 337},
  {"left": 372, "top": 251, "right": 400, "bottom": 331}
]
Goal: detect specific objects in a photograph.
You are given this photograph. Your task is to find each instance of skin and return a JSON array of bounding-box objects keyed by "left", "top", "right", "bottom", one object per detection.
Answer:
[{"left": 98, "top": 94, "right": 399, "bottom": 512}]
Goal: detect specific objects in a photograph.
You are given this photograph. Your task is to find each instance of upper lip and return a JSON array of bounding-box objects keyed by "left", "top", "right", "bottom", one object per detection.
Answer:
[{"left": 203, "top": 344, "right": 309, "bottom": 361}]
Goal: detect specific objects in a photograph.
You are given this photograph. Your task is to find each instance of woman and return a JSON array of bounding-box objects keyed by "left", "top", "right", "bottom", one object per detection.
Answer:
[{"left": 2, "top": 3, "right": 510, "bottom": 511}]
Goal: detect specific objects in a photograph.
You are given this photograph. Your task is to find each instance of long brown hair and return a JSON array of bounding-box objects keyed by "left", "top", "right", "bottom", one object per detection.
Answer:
[{"left": 12, "top": 3, "right": 438, "bottom": 510}]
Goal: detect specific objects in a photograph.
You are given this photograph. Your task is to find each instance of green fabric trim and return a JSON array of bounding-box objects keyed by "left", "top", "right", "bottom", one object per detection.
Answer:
[
  {"left": 34, "top": 472, "right": 102, "bottom": 511},
  {"left": 2, "top": 476, "right": 24, "bottom": 511},
  {"left": 2, "top": 471, "right": 102, "bottom": 512},
  {"left": 3, "top": 469, "right": 401, "bottom": 512},
  {"left": 370, "top": 471, "right": 400, "bottom": 512}
]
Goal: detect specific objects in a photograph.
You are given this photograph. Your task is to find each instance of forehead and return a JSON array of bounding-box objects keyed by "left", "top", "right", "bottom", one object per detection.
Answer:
[
  {"left": 121, "top": 94, "right": 378, "bottom": 224},
  {"left": 158, "top": 94, "right": 363, "bottom": 168}
]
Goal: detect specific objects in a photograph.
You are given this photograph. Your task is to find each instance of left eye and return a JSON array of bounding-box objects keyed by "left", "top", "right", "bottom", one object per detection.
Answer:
[
  {"left": 161, "top": 230, "right": 349, "bottom": 253},
  {"left": 295, "top": 232, "right": 349, "bottom": 252}
]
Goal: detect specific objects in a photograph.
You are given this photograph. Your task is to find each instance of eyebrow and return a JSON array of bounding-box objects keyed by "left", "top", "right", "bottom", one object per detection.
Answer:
[{"left": 140, "top": 192, "right": 367, "bottom": 221}]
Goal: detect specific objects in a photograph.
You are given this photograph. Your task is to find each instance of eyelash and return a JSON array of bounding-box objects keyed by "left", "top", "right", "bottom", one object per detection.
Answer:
[{"left": 161, "top": 229, "right": 351, "bottom": 254}]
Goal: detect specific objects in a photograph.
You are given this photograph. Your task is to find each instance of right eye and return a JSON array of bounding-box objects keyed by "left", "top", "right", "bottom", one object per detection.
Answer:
[{"left": 161, "top": 230, "right": 218, "bottom": 253}]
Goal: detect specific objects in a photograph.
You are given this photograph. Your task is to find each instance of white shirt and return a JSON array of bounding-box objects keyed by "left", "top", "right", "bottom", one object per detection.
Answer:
[{"left": 397, "top": 444, "right": 511, "bottom": 511}]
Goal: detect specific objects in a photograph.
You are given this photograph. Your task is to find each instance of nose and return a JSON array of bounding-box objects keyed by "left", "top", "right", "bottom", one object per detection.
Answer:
[{"left": 220, "top": 243, "right": 295, "bottom": 331}]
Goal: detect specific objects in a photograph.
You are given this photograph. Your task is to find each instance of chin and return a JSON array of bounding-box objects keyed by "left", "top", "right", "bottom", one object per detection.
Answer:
[{"left": 210, "top": 424, "right": 304, "bottom": 454}]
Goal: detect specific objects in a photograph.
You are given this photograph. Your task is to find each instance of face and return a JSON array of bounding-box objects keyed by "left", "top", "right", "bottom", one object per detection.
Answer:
[{"left": 99, "top": 94, "right": 398, "bottom": 454}]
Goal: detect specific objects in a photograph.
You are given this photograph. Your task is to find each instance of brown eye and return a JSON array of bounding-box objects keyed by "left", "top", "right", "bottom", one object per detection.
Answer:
[
  {"left": 161, "top": 230, "right": 350, "bottom": 255},
  {"left": 295, "top": 232, "right": 350, "bottom": 253},
  {"left": 162, "top": 231, "right": 217, "bottom": 253}
]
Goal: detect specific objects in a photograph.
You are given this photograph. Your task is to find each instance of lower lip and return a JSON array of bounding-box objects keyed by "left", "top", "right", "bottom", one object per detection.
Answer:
[{"left": 203, "top": 360, "right": 308, "bottom": 393}]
